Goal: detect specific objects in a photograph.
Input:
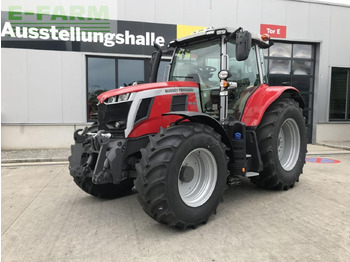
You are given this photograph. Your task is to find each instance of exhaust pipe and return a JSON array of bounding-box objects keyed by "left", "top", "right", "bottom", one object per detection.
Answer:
[{"left": 149, "top": 43, "right": 162, "bottom": 83}]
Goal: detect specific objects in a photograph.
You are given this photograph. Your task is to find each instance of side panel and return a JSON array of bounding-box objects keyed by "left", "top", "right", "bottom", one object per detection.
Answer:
[
  {"left": 241, "top": 84, "right": 300, "bottom": 127},
  {"left": 127, "top": 90, "right": 200, "bottom": 138}
]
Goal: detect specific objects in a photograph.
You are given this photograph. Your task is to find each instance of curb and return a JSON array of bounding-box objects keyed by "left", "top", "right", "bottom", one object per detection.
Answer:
[
  {"left": 306, "top": 151, "right": 350, "bottom": 156},
  {"left": 316, "top": 142, "right": 350, "bottom": 151},
  {"left": 3, "top": 152, "right": 350, "bottom": 164},
  {"left": 2, "top": 157, "right": 68, "bottom": 164}
]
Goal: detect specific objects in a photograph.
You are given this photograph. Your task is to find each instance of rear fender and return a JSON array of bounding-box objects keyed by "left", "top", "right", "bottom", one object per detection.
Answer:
[{"left": 241, "top": 84, "right": 304, "bottom": 127}]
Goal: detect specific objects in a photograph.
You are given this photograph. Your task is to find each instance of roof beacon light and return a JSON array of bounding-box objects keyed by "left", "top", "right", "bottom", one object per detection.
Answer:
[{"left": 261, "top": 34, "right": 270, "bottom": 41}]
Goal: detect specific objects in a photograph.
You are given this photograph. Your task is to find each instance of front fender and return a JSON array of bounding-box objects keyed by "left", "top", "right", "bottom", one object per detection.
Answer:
[
  {"left": 163, "top": 111, "right": 232, "bottom": 151},
  {"left": 241, "top": 84, "right": 304, "bottom": 127}
]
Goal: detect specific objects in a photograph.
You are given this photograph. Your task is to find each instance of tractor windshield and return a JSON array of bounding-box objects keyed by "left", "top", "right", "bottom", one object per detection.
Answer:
[
  {"left": 169, "top": 39, "right": 221, "bottom": 114},
  {"left": 169, "top": 39, "right": 221, "bottom": 88}
]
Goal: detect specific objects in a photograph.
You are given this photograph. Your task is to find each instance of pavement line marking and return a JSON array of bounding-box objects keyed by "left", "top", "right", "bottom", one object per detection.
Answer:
[{"left": 1, "top": 161, "right": 69, "bottom": 167}]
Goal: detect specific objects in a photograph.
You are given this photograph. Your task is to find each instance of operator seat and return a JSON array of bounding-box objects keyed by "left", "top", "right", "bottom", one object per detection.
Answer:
[{"left": 185, "top": 73, "right": 200, "bottom": 85}]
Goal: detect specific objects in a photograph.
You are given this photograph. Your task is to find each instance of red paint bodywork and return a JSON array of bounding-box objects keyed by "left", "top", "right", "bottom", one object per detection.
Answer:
[
  {"left": 97, "top": 80, "right": 299, "bottom": 136},
  {"left": 97, "top": 81, "right": 198, "bottom": 104},
  {"left": 128, "top": 93, "right": 198, "bottom": 138},
  {"left": 241, "top": 84, "right": 299, "bottom": 127}
]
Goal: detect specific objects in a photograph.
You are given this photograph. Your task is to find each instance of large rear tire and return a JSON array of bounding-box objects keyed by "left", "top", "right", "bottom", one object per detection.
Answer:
[
  {"left": 134, "top": 123, "right": 228, "bottom": 229},
  {"left": 251, "top": 98, "right": 307, "bottom": 190}
]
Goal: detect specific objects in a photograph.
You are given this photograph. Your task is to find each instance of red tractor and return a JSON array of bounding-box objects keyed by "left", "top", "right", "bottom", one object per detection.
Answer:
[{"left": 69, "top": 27, "right": 307, "bottom": 229}]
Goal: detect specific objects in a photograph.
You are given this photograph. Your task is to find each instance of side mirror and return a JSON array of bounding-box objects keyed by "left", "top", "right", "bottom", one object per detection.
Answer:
[{"left": 236, "top": 31, "right": 252, "bottom": 61}]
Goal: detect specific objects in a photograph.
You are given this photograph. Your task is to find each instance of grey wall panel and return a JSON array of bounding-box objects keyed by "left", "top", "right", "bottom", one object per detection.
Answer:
[
  {"left": 307, "top": 3, "right": 331, "bottom": 41},
  {"left": 210, "top": 0, "right": 237, "bottom": 28},
  {"left": 308, "top": 4, "right": 331, "bottom": 124},
  {"left": 262, "top": 0, "right": 287, "bottom": 25},
  {"left": 117, "top": 0, "right": 127, "bottom": 20},
  {"left": 1, "top": 49, "right": 29, "bottom": 123},
  {"left": 155, "top": 0, "right": 184, "bottom": 24},
  {"left": 61, "top": 52, "right": 85, "bottom": 123},
  {"left": 182, "top": 0, "right": 211, "bottom": 26},
  {"left": 27, "top": 50, "right": 63, "bottom": 123},
  {"left": 329, "top": 6, "right": 350, "bottom": 66},
  {"left": 125, "top": 0, "right": 156, "bottom": 22},
  {"left": 285, "top": 1, "right": 309, "bottom": 39},
  {"left": 236, "top": 0, "right": 262, "bottom": 33}
]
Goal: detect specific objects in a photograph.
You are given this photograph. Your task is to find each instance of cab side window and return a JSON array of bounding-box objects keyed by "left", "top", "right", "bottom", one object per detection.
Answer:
[{"left": 227, "top": 42, "right": 260, "bottom": 120}]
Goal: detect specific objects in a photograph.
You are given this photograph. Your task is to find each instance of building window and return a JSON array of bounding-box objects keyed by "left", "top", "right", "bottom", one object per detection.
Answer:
[
  {"left": 264, "top": 41, "right": 316, "bottom": 143},
  {"left": 329, "top": 67, "right": 350, "bottom": 121},
  {"left": 87, "top": 57, "right": 116, "bottom": 120},
  {"left": 86, "top": 56, "right": 169, "bottom": 121},
  {"left": 117, "top": 59, "right": 145, "bottom": 87}
]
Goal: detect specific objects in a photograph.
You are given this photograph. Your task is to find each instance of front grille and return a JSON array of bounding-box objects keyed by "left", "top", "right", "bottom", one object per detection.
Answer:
[{"left": 97, "top": 102, "right": 132, "bottom": 137}]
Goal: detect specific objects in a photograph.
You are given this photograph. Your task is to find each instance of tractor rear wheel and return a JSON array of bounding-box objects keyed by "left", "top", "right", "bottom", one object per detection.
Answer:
[
  {"left": 252, "top": 98, "right": 307, "bottom": 190},
  {"left": 134, "top": 123, "right": 228, "bottom": 229}
]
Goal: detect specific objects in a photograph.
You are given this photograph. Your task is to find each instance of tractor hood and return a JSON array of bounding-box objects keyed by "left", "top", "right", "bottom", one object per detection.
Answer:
[{"left": 97, "top": 81, "right": 198, "bottom": 104}]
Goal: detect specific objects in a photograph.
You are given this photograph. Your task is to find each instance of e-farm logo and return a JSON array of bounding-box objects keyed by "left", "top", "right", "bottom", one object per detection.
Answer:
[{"left": 1, "top": 5, "right": 166, "bottom": 47}]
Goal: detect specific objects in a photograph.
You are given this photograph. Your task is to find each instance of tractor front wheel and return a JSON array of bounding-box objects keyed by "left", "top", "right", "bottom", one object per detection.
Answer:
[
  {"left": 74, "top": 177, "right": 135, "bottom": 199},
  {"left": 252, "top": 98, "right": 307, "bottom": 190},
  {"left": 134, "top": 123, "right": 228, "bottom": 229}
]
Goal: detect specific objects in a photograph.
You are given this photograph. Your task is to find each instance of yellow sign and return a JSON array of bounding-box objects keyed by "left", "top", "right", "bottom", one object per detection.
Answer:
[{"left": 176, "top": 25, "right": 206, "bottom": 39}]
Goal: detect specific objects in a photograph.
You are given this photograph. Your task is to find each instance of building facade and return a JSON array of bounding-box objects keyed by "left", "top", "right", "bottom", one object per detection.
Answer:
[{"left": 1, "top": 0, "right": 350, "bottom": 149}]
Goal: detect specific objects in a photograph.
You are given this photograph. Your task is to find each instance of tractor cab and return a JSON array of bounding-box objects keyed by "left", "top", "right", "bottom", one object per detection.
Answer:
[{"left": 167, "top": 27, "right": 271, "bottom": 122}]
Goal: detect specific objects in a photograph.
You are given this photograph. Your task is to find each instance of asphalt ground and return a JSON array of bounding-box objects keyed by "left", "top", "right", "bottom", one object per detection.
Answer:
[{"left": 2, "top": 153, "right": 350, "bottom": 261}]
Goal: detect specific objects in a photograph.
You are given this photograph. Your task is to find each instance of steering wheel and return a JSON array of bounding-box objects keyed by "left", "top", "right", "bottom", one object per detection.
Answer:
[{"left": 197, "top": 66, "right": 217, "bottom": 73}]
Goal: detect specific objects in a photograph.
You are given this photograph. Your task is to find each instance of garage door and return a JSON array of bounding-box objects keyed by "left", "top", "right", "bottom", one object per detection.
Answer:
[{"left": 263, "top": 41, "right": 315, "bottom": 143}]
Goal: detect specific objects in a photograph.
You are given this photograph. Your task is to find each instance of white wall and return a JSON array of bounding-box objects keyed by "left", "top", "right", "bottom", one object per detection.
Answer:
[
  {"left": 1, "top": 125, "right": 75, "bottom": 149},
  {"left": 2, "top": 0, "right": 350, "bottom": 148},
  {"left": 316, "top": 123, "right": 350, "bottom": 142},
  {"left": 1, "top": 49, "right": 86, "bottom": 124}
]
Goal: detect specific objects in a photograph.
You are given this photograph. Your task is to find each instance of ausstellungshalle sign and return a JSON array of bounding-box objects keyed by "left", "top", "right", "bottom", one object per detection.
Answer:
[{"left": 1, "top": 11, "right": 177, "bottom": 55}]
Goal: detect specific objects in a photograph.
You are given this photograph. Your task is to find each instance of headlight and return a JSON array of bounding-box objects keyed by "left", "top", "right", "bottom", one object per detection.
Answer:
[
  {"left": 107, "top": 96, "right": 116, "bottom": 103},
  {"left": 118, "top": 93, "right": 131, "bottom": 102}
]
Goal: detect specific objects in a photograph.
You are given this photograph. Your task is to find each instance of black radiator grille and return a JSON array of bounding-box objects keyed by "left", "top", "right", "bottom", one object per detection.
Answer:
[{"left": 98, "top": 101, "right": 132, "bottom": 136}]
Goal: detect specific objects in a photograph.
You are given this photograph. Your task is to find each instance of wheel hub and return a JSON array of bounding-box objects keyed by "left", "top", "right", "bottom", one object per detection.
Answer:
[
  {"left": 278, "top": 118, "right": 301, "bottom": 171},
  {"left": 179, "top": 166, "right": 195, "bottom": 182},
  {"left": 178, "top": 148, "right": 217, "bottom": 207}
]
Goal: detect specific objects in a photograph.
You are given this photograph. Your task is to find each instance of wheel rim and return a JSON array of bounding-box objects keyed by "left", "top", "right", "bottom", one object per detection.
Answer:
[
  {"left": 277, "top": 118, "right": 300, "bottom": 171},
  {"left": 178, "top": 148, "right": 217, "bottom": 207}
]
